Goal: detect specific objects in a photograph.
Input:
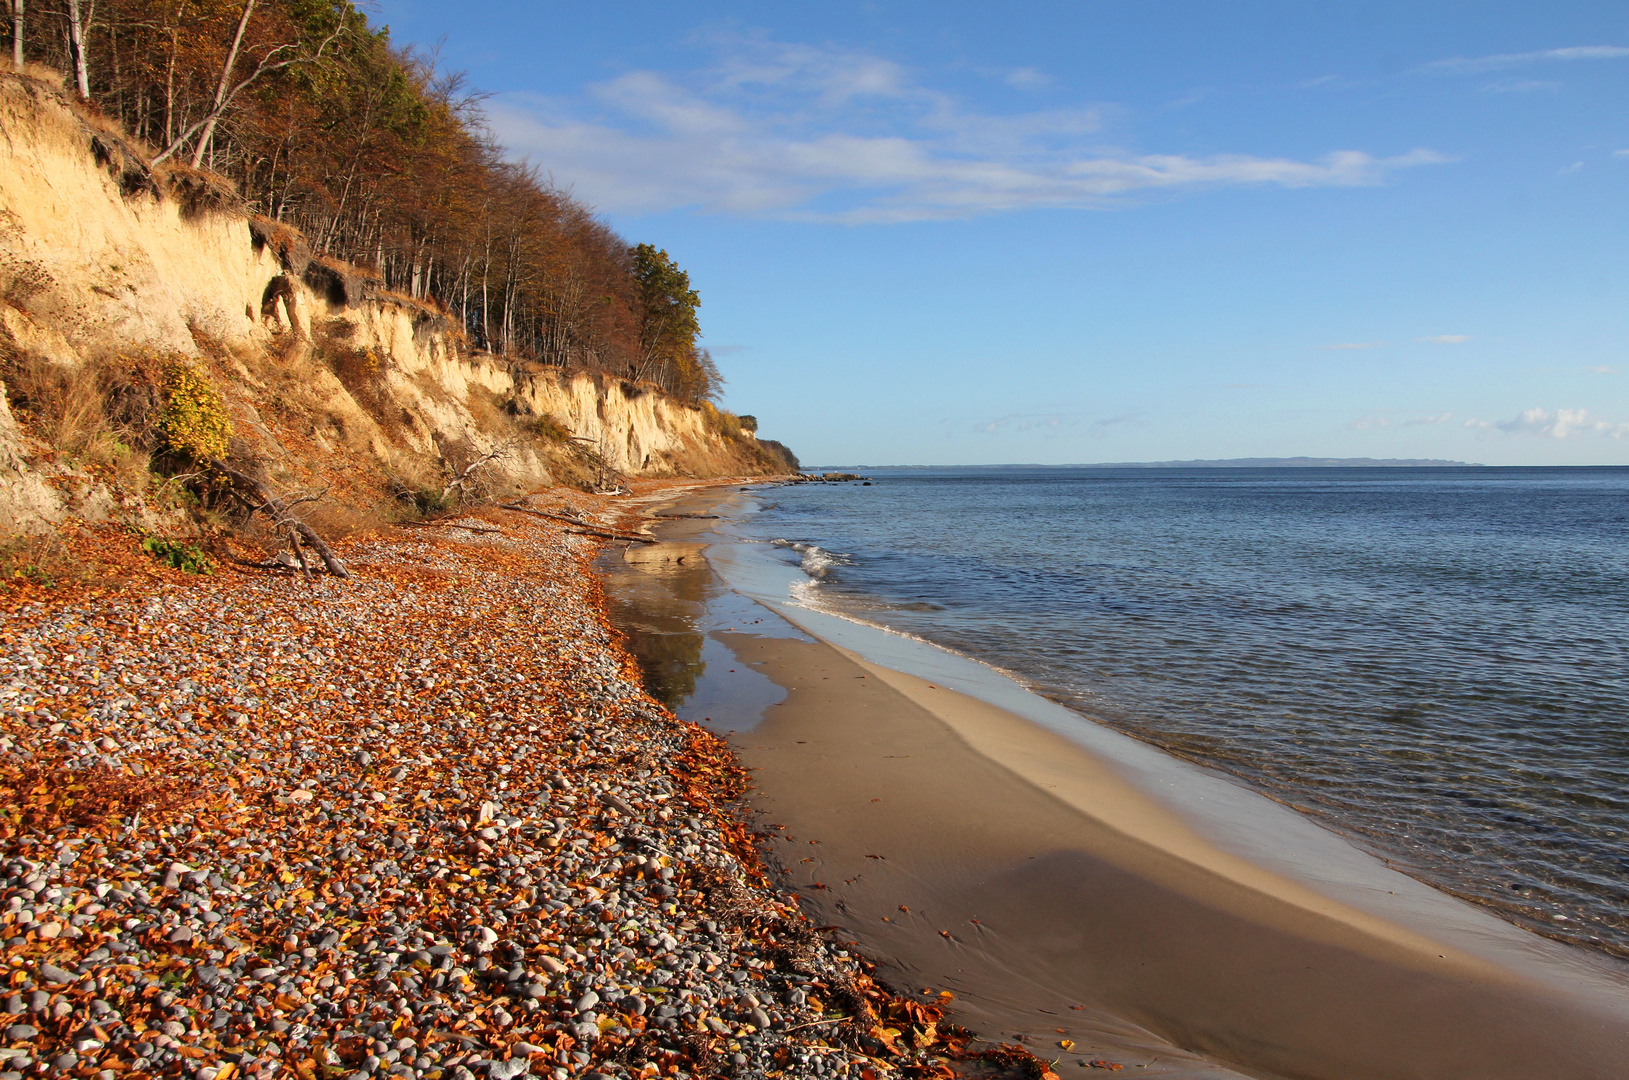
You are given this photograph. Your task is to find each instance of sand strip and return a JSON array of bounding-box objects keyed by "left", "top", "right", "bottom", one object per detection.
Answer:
[{"left": 722, "top": 630, "right": 1629, "bottom": 1079}]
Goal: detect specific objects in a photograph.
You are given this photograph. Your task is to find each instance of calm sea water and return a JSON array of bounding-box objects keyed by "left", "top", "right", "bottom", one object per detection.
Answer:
[{"left": 739, "top": 466, "right": 1629, "bottom": 957}]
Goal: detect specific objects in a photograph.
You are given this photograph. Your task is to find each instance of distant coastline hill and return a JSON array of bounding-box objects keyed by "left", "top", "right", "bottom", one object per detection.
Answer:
[
  {"left": 813, "top": 457, "right": 1481, "bottom": 470},
  {"left": 1076, "top": 457, "right": 1479, "bottom": 468}
]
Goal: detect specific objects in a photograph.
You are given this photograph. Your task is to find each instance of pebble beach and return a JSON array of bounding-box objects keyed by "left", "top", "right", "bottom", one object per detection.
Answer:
[{"left": 0, "top": 487, "right": 988, "bottom": 1080}]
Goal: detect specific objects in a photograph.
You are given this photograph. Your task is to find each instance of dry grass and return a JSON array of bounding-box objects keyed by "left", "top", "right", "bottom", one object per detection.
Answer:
[
  {"left": 0, "top": 531, "right": 80, "bottom": 587},
  {"left": 154, "top": 161, "right": 245, "bottom": 219},
  {"left": 1, "top": 352, "right": 162, "bottom": 485},
  {"left": 17, "top": 62, "right": 67, "bottom": 90},
  {"left": 465, "top": 387, "right": 512, "bottom": 435}
]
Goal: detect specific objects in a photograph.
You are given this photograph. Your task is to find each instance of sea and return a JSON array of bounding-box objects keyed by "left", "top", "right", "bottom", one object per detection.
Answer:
[{"left": 724, "top": 465, "right": 1629, "bottom": 959}]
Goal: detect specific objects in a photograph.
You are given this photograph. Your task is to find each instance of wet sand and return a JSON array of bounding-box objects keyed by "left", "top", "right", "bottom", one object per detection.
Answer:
[{"left": 599, "top": 493, "right": 1629, "bottom": 1080}]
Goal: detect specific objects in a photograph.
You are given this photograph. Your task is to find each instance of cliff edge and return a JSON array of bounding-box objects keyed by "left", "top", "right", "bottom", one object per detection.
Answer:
[{"left": 0, "top": 71, "right": 794, "bottom": 545}]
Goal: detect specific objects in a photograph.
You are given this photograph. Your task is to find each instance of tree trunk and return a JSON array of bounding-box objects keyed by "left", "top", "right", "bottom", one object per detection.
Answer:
[
  {"left": 11, "top": 0, "right": 23, "bottom": 73},
  {"left": 188, "top": 0, "right": 257, "bottom": 168},
  {"left": 65, "top": 0, "right": 90, "bottom": 98}
]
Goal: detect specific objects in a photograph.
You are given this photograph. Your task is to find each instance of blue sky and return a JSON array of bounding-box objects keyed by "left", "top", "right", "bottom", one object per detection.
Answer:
[{"left": 374, "top": 1, "right": 1628, "bottom": 465}]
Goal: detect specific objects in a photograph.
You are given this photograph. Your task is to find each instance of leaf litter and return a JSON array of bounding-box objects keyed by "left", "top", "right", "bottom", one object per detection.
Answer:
[{"left": 0, "top": 488, "right": 1098, "bottom": 1080}]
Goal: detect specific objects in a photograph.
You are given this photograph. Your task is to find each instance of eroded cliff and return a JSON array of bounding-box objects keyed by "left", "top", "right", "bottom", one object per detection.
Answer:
[{"left": 0, "top": 72, "right": 792, "bottom": 539}]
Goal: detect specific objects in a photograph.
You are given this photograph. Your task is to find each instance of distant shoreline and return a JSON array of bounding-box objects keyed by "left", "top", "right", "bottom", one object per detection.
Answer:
[{"left": 811, "top": 457, "right": 1493, "bottom": 469}]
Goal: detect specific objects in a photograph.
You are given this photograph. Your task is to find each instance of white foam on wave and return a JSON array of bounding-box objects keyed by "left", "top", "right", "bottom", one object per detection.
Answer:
[{"left": 770, "top": 538, "right": 851, "bottom": 581}]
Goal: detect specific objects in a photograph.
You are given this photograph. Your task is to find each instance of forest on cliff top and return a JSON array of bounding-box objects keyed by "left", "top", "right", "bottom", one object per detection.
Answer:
[{"left": 4, "top": 0, "right": 723, "bottom": 404}]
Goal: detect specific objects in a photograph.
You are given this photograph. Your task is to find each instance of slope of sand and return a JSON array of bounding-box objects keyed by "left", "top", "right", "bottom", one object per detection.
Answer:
[{"left": 712, "top": 625, "right": 1629, "bottom": 1080}]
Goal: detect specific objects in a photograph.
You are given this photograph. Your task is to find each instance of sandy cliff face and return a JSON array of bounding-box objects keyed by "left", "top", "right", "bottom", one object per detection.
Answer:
[{"left": 0, "top": 74, "right": 789, "bottom": 534}]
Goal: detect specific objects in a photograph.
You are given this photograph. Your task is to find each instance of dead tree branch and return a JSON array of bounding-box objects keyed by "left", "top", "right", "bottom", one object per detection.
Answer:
[
  {"left": 441, "top": 441, "right": 514, "bottom": 502},
  {"left": 205, "top": 458, "right": 352, "bottom": 578}
]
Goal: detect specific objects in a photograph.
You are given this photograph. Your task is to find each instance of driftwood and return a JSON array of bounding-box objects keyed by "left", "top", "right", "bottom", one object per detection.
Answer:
[
  {"left": 401, "top": 521, "right": 503, "bottom": 535},
  {"left": 654, "top": 512, "right": 719, "bottom": 520},
  {"left": 206, "top": 458, "right": 352, "bottom": 578},
  {"left": 497, "top": 503, "right": 656, "bottom": 544}
]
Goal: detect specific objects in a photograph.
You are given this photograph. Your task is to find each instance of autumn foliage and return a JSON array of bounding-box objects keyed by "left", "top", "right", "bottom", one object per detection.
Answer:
[{"left": 7, "top": 0, "right": 721, "bottom": 402}]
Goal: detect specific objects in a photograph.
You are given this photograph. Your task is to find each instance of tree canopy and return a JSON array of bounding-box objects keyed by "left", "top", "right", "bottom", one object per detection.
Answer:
[{"left": 7, "top": 0, "right": 720, "bottom": 403}]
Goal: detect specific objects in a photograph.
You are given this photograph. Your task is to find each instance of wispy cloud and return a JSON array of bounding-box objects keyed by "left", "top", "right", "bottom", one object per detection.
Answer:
[
  {"left": 1318, "top": 341, "right": 1388, "bottom": 351},
  {"left": 1588, "top": 365, "right": 1618, "bottom": 374},
  {"left": 973, "top": 411, "right": 1138, "bottom": 437},
  {"left": 1421, "top": 45, "right": 1629, "bottom": 75},
  {"left": 1004, "top": 67, "right": 1053, "bottom": 91},
  {"left": 1350, "top": 412, "right": 1454, "bottom": 430},
  {"left": 1419, "top": 334, "right": 1470, "bottom": 344},
  {"left": 488, "top": 35, "right": 1451, "bottom": 222},
  {"left": 1480, "top": 78, "right": 1563, "bottom": 93},
  {"left": 1465, "top": 407, "right": 1629, "bottom": 439}
]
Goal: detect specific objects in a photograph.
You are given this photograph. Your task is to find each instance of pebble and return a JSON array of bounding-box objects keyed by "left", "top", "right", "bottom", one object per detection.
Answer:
[{"left": 0, "top": 498, "right": 941, "bottom": 1080}]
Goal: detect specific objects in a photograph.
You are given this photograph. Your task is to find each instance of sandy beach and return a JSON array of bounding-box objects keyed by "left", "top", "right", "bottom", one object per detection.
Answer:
[{"left": 601, "top": 489, "right": 1629, "bottom": 1080}]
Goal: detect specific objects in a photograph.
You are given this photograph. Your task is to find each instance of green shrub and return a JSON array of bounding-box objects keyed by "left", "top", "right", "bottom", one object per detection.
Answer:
[
  {"left": 141, "top": 536, "right": 214, "bottom": 574},
  {"left": 157, "top": 360, "right": 232, "bottom": 462},
  {"left": 526, "top": 413, "right": 573, "bottom": 443}
]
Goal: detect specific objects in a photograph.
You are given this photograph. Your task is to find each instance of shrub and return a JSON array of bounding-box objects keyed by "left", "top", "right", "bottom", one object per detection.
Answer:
[
  {"left": 700, "top": 402, "right": 744, "bottom": 439},
  {"left": 140, "top": 536, "right": 213, "bottom": 574},
  {"left": 526, "top": 413, "right": 573, "bottom": 443},
  {"left": 157, "top": 360, "right": 232, "bottom": 462}
]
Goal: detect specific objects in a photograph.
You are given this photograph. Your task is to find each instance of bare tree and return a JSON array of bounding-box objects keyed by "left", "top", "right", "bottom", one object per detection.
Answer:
[
  {"left": 64, "top": 0, "right": 91, "bottom": 98},
  {"left": 151, "top": 0, "right": 342, "bottom": 168},
  {"left": 11, "top": 0, "right": 22, "bottom": 72}
]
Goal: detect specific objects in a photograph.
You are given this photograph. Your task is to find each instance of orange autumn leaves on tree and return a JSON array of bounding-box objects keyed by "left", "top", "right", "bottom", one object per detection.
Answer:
[{"left": 7, "top": 0, "right": 723, "bottom": 404}]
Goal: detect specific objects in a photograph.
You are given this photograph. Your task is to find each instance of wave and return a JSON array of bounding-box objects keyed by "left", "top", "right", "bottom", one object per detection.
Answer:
[{"left": 770, "top": 538, "right": 851, "bottom": 581}]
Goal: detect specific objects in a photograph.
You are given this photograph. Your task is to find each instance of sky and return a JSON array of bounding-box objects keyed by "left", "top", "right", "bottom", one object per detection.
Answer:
[{"left": 372, "top": 1, "right": 1628, "bottom": 466}]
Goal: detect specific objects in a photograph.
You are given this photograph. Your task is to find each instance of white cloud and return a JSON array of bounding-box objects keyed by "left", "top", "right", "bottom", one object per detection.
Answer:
[
  {"left": 488, "top": 35, "right": 1451, "bottom": 222},
  {"left": 1465, "top": 407, "right": 1629, "bottom": 439},
  {"left": 1588, "top": 365, "right": 1618, "bottom": 374},
  {"left": 1559, "top": 161, "right": 1585, "bottom": 174},
  {"left": 1318, "top": 341, "right": 1388, "bottom": 350},
  {"left": 1419, "top": 334, "right": 1469, "bottom": 344},
  {"left": 1615, "top": 149, "right": 1629, "bottom": 158},
  {"left": 1422, "top": 45, "right": 1629, "bottom": 74}
]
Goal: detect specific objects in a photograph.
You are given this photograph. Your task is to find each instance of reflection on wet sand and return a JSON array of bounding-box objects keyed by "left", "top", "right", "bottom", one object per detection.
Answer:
[{"left": 596, "top": 542, "right": 715, "bottom": 708}]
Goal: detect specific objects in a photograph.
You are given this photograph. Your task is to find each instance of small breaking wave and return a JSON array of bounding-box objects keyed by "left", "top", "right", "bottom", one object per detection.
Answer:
[{"left": 770, "top": 538, "right": 851, "bottom": 581}]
